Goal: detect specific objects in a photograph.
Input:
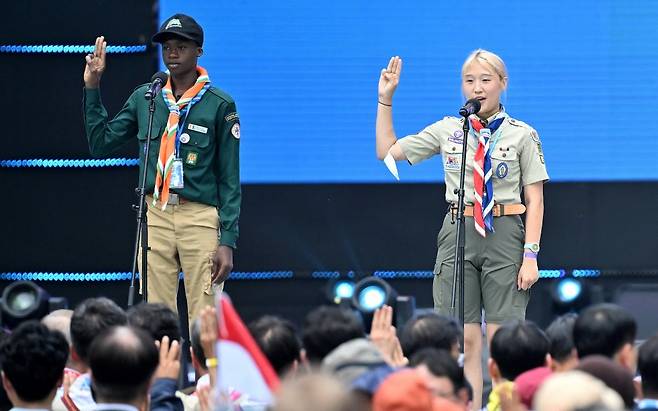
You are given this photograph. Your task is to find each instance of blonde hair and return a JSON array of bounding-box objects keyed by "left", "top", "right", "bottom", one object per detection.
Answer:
[{"left": 462, "top": 49, "right": 508, "bottom": 82}]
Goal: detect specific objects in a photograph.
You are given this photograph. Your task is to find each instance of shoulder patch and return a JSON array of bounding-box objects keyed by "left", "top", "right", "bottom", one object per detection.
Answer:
[{"left": 225, "top": 112, "right": 239, "bottom": 123}]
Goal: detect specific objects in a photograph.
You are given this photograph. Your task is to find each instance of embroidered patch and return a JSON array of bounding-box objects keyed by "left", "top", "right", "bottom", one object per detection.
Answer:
[
  {"left": 185, "top": 152, "right": 198, "bottom": 166},
  {"left": 165, "top": 18, "right": 182, "bottom": 29},
  {"left": 225, "top": 112, "right": 239, "bottom": 122},
  {"left": 496, "top": 162, "right": 509, "bottom": 178},
  {"left": 444, "top": 155, "right": 461, "bottom": 171},
  {"left": 231, "top": 123, "right": 240, "bottom": 139},
  {"left": 448, "top": 130, "right": 464, "bottom": 144},
  {"left": 530, "top": 130, "right": 545, "bottom": 163}
]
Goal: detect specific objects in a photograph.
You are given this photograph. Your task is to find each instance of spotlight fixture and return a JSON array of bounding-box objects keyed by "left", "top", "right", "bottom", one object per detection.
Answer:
[
  {"left": 551, "top": 277, "right": 589, "bottom": 313},
  {"left": 0, "top": 281, "right": 67, "bottom": 329},
  {"left": 325, "top": 278, "right": 356, "bottom": 305}
]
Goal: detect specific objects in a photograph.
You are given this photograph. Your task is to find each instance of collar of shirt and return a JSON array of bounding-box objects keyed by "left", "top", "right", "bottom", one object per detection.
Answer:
[{"left": 94, "top": 404, "right": 139, "bottom": 411}]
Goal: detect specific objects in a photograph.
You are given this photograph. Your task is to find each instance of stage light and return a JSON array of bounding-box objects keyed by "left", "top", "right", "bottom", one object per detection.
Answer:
[
  {"left": 556, "top": 278, "right": 582, "bottom": 304},
  {"left": 551, "top": 277, "right": 589, "bottom": 313},
  {"left": 352, "top": 277, "right": 397, "bottom": 313},
  {"left": 0, "top": 281, "right": 67, "bottom": 329},
  {"left": 325, "top": 278, "right": 356, "bottom": 304}
]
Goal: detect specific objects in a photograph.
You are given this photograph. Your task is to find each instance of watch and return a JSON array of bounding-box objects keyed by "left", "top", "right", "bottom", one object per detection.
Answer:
[{"left": 524, "top": 243, "right": 540, "bottom": 253}]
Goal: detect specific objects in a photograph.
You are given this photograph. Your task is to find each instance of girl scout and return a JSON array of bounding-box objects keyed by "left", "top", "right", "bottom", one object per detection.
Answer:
[{"left": 375, "top": 50, "right": 548, "bottom": 409}]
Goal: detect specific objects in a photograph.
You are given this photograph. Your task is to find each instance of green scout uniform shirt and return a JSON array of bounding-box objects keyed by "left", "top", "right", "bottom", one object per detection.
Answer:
[
  {"left": 398, "top": 113, "right": 549, "bottom": 205},
  {"left": 83, "top": 84, "right": 241, "bottom": 248}
]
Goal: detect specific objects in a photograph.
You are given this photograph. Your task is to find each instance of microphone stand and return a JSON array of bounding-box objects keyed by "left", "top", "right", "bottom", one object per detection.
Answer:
[
  {"left": 128, "top": 94, "right": 158, "bottom": 306},
  {"left": 449, "top": 114, "right": 471, "bottom": 340}
]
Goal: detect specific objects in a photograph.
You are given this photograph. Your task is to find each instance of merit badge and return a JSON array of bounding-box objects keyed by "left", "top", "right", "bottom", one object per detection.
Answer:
[
  {"left": 170, "top": 159, "right": 185, "bottom": 189},
  {"left": 448, "top": 130, "right": 464, "bottom": 144},
  {"left": 185, "top": 152, "right": 198, "bottom": 166},
  {"left": 231, "top": 123, "right": 241, "bottom": 139},
  {"left": 445, "top": 155, "right": 461, "bottom": 171},
  {"left": 496, "top": 162, "right": 509, "bottom": 178},
  {"left": 179, "top": 133, "right": 191, "bottom": 144}
]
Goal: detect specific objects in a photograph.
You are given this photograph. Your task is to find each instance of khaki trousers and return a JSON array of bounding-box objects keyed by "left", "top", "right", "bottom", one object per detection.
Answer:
[{"left": 139, "top": 196, "right": 223, "bottom": 325}]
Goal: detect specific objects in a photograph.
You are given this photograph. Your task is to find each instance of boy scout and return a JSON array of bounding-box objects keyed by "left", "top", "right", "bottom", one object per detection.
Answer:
[
  {"left": 82, "top": 14, "right": 241, "bottom": 325},
  {"left": 375, "top": 51, "right": 548, "bottom": 409}
]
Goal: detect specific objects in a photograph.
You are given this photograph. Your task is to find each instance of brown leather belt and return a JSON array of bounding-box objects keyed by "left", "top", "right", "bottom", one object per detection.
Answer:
[{"left": 451, "top": 203, "right": 526, "bottom": 218}]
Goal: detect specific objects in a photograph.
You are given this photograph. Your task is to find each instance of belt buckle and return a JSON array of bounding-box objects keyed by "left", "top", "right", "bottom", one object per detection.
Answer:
[
  {"left": 168, "top": 193, "right": 180, "bottom": 206},
  {"left": 497, "top": 204, "right": 504, "bottom": 217}
]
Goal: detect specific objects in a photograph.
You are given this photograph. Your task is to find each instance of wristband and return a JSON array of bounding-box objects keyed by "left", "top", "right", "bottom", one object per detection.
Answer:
[
  {"left": 523, "top": 251, "right": 538, "bottom": 260},
  {"left": 378, "top": 100, "right": 392, "bottom": 107},
  {"left": 205, "top": 357, "right": 218, "bottom": 368}
]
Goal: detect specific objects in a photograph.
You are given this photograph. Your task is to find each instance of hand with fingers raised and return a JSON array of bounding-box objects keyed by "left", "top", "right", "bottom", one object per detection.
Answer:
[
  {"left": 378, "top": 56, "right": 403, "bottom": 106},
  {"left": 84, "top": 36, "right": 107, "bottom": 89}
]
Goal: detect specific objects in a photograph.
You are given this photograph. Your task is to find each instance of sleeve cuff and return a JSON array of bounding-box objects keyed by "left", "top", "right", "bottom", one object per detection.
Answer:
[
  {"left": 219, "top": 230, "right": 238, "bottom": 249},
  {"left": 84, "top": 87, "right": 101, "bottom": 104}
]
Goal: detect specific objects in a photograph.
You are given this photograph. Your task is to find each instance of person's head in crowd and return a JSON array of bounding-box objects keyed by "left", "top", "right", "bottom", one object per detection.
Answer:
[
  {"left": 271, "top": 372, "right": 369, "bottom": 411},
  {"left": 638, "top": 333, "right": 658, "bottom": 400},
  {"left": 400, "top": 312, "right": 462, "bottom": 360},
  {"left": 576, "top": 355, "right": 635, "bottom": 409},
  {"left": 409, "top": 348, "right": 468, "bottom": 406},
  {"left": 573, "top": 303, "right": 637, "bottom": 372},
  {"left": 128, "top": 302, "right": 181, "bottom": 343},
  {"left": 373, "top": 369, "right": 465, "bottom": 411},
  {"left": 302, "top": 306, "right": 364, "bottom": 363},
  {"left": 0, "top": 321, "right": 68, "bottom": 409},
  {"left": 71, "top": 297, "right": 127, "bottom": 364},
  {"left": 248, "top": 315, "right": 304, "bottom": 377},
  {"left": 0, "top": 329, "right": 11, "bottom": 411},
  {"left": 41, "top": 309, "right": 88, "bottom": 373},
  {"left": 533, "top": 370, "right": 624, "bottom": 411},
  {"left": 322, "top": 338, "right": 388, "bottom": 385},
  {"left": 514, "top": 366, "right": 552, "bottom": 409},
  {"left": 545, "top": 313, "right": 579, "bottom": 372},
  {"left": 189, "top": 316, "right": 207, "bottom": 380},
  {"left": 88, "top": 326, "right": 159, "bottom": 408},
  {"left": 489, "top": 320, "right": 550, "bottom": 383}
]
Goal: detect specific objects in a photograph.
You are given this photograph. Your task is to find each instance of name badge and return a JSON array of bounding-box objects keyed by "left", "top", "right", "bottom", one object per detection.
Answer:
[
  {"left": 170, "top": 159, "right": 185, "bottom": 189},
  {"left": 188, "top": 123, "right": 208, "bottom": 134}
]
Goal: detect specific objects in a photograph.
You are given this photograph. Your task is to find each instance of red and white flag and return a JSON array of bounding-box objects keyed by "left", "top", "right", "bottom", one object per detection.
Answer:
[{"left": 215, "top": 294, "right": 280, "bottom": 405}]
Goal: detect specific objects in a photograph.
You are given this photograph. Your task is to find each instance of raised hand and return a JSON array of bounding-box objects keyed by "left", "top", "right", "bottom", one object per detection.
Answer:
[
  {"left": 378, "top": 56, "right": 403, "bottom": 104},
  {"left": 84, "top": 36, "right": 107, "bottom": 88},
  {"left": 370, "top": 305, "right": 408, "bottom": 367}
]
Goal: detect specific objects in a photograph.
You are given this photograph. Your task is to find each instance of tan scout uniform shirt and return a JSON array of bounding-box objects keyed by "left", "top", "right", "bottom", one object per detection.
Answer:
[{"left": 398, "top": 113, "right": 549, "bottom": 204}]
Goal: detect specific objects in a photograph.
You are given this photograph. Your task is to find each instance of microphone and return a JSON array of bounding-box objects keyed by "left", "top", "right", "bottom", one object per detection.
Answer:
[
  {"left": 459, "top": 98, "right": 481, "bottom": 117},
  {"left": 144, "top": 71, "right": 168, "bottom": 100}
]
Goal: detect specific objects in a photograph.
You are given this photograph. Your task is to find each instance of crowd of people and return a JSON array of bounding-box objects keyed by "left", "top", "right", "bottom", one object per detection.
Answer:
[{"left": 0, "top": 297, "right": 657, "bottom": 411}]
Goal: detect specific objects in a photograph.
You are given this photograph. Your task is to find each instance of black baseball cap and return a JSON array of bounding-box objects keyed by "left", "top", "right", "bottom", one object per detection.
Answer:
[{"left": 152, "top": 14, "right": 204, "bottom": 46}]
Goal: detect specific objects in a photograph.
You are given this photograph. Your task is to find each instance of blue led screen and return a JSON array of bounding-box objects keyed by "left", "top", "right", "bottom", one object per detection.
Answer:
[{"left": 160, "top": 1, "right": 658, "bottom": 183}]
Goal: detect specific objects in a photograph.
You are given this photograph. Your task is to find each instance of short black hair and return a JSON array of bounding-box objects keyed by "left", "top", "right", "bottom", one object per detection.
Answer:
[
  {"left": 301, "top": 306, "right": 364, "bottom": 363},
  {"left": 248, "top": 315, "right": 301, "bottom": 376},
  {"left": 0, "top": 321, "right": 68, "bottom": 402},
  {"left": 70, "top": 297, "right": 127, "bottom": 363},
  {"left": 409, "top": 348, "right": 463, "bottom": 396},
  {"left": 639, "top": 333, "right": 658, "bottom": 397},
  {"left": 573, "top": 303, "right": 636, "bottom": 359},
  {"left": 400, "top": 313, "right": 461, "bottom": 358},
  {"left": 545, "top": 313, "right": 578, "bottom": 362},
  {"left": 490, "top": 320, "right": 549, "bottom": 381},
  {"left": 88, "top": 326, "right": 159, "bottom": 404},
  {"left": 128, "top": 302, "right": 181, "bottom": 342}
]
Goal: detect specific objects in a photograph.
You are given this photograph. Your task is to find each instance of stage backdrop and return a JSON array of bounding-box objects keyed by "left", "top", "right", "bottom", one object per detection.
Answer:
[{"left": 162, "top": 0, "right": 658, "bottom": 183}]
